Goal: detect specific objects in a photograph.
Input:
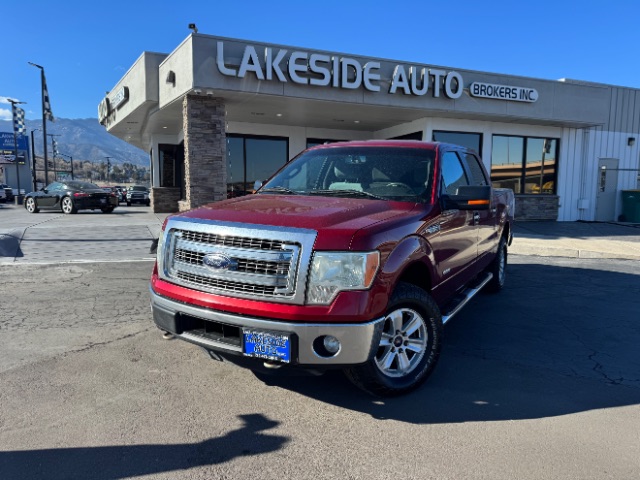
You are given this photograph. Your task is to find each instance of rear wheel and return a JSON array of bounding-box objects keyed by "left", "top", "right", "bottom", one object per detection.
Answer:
[
  {"left": 61, "top": 196, "right": 77, "bottom": 214},
  {"left": 126, "top": 201, "right": 131, "bottom": 206},
  {"left": 101, "top": 207, "right": 115, "bottom": 213},
  {"left": 25, "top": 197, "right": 39, "bottom": 213},
  {"left": 344, "top": 282, "right": 443, "bottom": 397},
  {"left": 485, "top": 236, "right": 507, "bottom": 293}
]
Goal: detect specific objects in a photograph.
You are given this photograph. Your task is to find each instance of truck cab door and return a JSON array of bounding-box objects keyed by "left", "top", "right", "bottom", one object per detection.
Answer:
[
  {"left": 430, "top": 151, "right": 478, "bottom": 298},
  {"left": 461, "top": 152, "right": 497, "bottom": 268}
]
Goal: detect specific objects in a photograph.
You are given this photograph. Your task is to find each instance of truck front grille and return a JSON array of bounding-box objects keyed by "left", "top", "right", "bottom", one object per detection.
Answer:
[{"left": 166, "top": 227, "right": 301, "bottom": 299}]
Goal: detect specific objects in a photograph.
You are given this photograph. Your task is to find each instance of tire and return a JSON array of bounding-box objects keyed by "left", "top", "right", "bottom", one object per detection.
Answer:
[
  {"left": 101, "top": 207, "right": 115, "bottom": 214},
  {"left": 126, "top": 201, "right": 131, "bottom": 206},
  {"left": 61, "top": 196, "right": 77, "bottom": 214},
  {"left": 485, "top": 236, "right": 507, "bottom": 293},
  {"left": 25, "top": 197, "right": 39, "bottom": 213},
  {"left": 145, "top": 200, "right": 150, "bottom": 206},
  {"left": 344, "top": 282, "right": 443, "bottom": 397}
]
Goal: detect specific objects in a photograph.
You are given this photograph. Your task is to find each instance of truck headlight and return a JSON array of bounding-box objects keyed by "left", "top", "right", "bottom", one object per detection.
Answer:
[{"left": 306, "top": 251, "right": 379, "bottom": 305}]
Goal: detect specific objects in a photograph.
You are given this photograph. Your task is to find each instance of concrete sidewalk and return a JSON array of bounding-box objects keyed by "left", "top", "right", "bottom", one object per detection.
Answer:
[{"left": 511, "top": 221, "right": 640, "bottom": 261}]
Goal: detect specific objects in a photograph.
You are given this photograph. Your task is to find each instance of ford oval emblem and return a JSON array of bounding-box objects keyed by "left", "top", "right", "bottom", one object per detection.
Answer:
[{"left": 202, "top": 253, "right": 237, "bottom": 270}]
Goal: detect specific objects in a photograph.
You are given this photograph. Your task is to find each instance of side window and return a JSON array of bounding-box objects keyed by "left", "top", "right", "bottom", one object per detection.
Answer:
[
  {"left": 441, "top": 151, "right": 469, "bottom": 195},
  {"left": 464, "top": 153, "right": 488, "bottom": 186}
]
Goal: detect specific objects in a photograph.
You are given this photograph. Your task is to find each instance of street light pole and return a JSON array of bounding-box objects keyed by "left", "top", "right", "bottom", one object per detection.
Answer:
[{"left": 30, "top": 128, "right": 40, "bottom": 190}]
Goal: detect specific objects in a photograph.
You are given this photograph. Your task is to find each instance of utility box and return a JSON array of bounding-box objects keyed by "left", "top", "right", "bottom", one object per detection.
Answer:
[{"left": 621, "top": 190, "right": 640, "bottom": 223}]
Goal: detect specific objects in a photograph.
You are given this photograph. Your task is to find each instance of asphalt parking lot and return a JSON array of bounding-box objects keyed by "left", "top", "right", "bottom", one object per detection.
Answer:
[{"left": 1, "top": 204, "right": 639, "bottom": 479}]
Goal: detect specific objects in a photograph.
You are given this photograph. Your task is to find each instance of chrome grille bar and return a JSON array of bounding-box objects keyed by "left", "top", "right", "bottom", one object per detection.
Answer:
[{"left": 158, "top": 218, "right": 317, "bottom": 305}]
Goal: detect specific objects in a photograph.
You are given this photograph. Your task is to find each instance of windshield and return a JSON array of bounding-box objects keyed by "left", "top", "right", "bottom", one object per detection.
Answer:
[
  {"left": 130, "top": 186, "right": 148, "bottom": 192},
  {"left": 260, "top": 146, "right": 435, "bottom": 203}
]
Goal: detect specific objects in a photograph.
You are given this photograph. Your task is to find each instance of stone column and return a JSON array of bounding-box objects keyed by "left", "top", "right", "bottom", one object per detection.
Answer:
[{"left": 181, "top": 95, "right": 226, "bottom": 211}]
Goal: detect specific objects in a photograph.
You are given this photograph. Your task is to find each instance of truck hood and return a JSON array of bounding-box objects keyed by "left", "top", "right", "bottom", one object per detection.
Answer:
[{"left": 176, "top": 194, "right": 420, "bottom": 250}]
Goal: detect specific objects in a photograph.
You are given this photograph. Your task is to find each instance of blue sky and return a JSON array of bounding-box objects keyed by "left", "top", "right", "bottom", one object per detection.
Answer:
[{"left": 2, "top": 0, "right": 639, "bottom": 121}]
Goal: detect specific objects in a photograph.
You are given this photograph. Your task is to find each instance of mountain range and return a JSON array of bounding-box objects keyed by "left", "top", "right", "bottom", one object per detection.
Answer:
[{"left": 0, "top": 118, "right": 149, "bottom": 168}]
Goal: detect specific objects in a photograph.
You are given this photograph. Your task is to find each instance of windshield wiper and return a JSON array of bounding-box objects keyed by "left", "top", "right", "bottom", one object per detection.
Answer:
[
  {"left": 259, "top": 186, "right": 300, "bottom": 195},
  {"left": 308, "top": 189, "right": 385, "bottom": 200}
]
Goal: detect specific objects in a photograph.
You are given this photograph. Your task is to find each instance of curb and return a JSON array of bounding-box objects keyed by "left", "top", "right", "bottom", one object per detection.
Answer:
[{"left": 510, "top": 242, "right": 640, "bottom": 261}]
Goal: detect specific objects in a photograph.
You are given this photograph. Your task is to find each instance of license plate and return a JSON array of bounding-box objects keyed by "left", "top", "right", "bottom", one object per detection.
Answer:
[
  {"left": 243, "top": 329, "right": 290, "bottom": 363},
  {"left": 100, "top": 198, "right": 106, "bottom": 204}
]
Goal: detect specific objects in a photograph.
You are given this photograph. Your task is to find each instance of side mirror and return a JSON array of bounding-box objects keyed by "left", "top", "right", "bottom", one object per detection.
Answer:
[
  {"left": 42, "top": 189, "right": 48, "bottom": 194},
  {"left": 442, "top": 185, "right": 491, "bottom": 210},
  {"left": 253, "top": 180, "right": 263, "bottom": 191}
]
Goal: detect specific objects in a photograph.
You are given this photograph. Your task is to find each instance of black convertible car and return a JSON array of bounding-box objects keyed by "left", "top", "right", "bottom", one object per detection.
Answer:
[{"left": 24, "top": 180, "right": 119, "bottom": 214}]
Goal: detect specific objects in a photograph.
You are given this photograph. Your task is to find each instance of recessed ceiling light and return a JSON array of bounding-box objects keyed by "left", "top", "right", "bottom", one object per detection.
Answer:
[
  {"left": 162, "top": 126, "right": 168, "bottom": 129},
  {"left": 354, "top": 120, "right": 360, "bottom": 124},
  {"left": 276, "top": 113, "right": 283, "bottom": 117}
]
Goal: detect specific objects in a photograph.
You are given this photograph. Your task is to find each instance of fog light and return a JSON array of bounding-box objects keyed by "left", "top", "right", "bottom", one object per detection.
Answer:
[{"left": 323, "top": 335, "right": 341, "bottom": 354}]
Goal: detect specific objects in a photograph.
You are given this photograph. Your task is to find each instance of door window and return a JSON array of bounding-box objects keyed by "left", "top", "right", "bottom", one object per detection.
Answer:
[{"left": 441, "top": 151, "right": 469, "bottom": 195}]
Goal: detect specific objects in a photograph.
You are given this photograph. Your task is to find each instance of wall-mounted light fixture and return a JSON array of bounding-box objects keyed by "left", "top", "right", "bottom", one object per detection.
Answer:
[
  {"left": 628, "top": 137, "right": 636, "bottom": 146},
  {"left": 166, "top": 70, "right": 175, "bottom": 86}
]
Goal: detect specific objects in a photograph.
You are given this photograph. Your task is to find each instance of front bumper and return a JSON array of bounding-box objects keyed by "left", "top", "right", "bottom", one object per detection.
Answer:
[{"left": 151, "top": 287, "right": 385, "bottom": 366}]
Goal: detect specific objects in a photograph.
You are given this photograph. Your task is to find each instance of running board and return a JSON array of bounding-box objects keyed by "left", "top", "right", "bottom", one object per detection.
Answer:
[{"left": 441, "top": 273, "right": 493, "bottom": 325}]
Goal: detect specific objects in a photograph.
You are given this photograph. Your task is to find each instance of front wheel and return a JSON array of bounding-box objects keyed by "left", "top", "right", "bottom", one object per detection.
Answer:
[
  {"left": 25, "top": 197, "right": 39, "bottom": 213},
  {"left": 344, "top": 282, "right": 443, "bottom": 397},
  {"left": 101, "top": 207, "right": 115, "bottom": 213},
  {"left": 61, "top": 196, "right": 77, "bottom": 214}
]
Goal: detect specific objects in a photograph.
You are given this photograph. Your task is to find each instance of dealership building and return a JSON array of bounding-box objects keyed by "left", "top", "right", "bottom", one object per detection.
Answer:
[{"left": 100, "top": 33, "right": 640, "bottom": 221}]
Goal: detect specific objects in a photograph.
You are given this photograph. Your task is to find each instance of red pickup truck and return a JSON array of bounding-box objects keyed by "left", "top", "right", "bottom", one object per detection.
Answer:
[{"left": 151, "top": 140, "right": 514, "bottom": 396}]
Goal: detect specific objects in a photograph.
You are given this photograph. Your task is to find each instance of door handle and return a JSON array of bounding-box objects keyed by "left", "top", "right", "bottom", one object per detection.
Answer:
[{"left": 473, "top": 212, "right": 480, "bottom": 224}]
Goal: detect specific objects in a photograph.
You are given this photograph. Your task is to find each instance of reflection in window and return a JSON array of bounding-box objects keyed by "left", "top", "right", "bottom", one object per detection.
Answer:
[
  {"left": 491, "top": 136, "right": 524, "bottom": 193},
  {"left": 525, "top": 138, "right": 557, "bottom": 194},
  {"left": 226, "top": 135, "right": 288, "bottom": 198},
  {"left": 433, "top": 131, "right": 482, "bottom": 153},
  {"left": 491, "top": 135, "right": 558, "bottom": 195},
  {"left": 441, "top": 152, "right": 469, "bottom": 195}
]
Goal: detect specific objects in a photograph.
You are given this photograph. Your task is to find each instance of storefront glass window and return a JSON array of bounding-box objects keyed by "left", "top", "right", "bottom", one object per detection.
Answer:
[
  {"left": 433, "top": 131, "right": 482, "bottom": 153},
  {"left": 227, "top": 135, "right": 288, "bottom": 198},
  {"left": 390, "top": 132, "right": 423, "bottom": 141},
  {"left": 226, "top": 137, "right": 244, "bottom": 198},
  {"left": 246, "top": 138, "right": 288, "bottom": 191},
  {"left": 491, "top": 135, "right": 558, "bottom": 194},
  {"left": 491, "top": 136, "right": 524, "bottom": 193},
  {"left": 525, "top": 138, "right": 557, "bottom": 194}
]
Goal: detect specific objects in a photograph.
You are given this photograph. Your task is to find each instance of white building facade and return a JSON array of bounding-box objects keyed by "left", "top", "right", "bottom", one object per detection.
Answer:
[{"left": 100, "top": 33, "right": 640, "bottom": 221}]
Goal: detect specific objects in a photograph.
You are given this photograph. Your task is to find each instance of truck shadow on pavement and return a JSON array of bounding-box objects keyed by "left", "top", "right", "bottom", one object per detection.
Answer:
[
  {"left": 255, "top": 261, "right": 640, "bottom": 424},
  {"left": 0, "top": 414, "right": 288, "bottom": 480}
]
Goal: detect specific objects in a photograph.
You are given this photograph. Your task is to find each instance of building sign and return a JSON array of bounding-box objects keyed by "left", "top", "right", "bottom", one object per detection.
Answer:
[
  {"left": 469, "top": 82, "right": 538, "bottom": 103},
  {"left": 0, "top": 132, "right": 28, "bottom": 165},
  {"left": 98, "top": 87, "right": 129, "bottom": 125},
  {"left": 98, "top": 98, "right": 110, "bottom": 124},
  {"left": 216, "top": 42, "right": 464, "bottom": 99},
  {"left": 111, "top": 86, "right": 129, "bottom": 110}
]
